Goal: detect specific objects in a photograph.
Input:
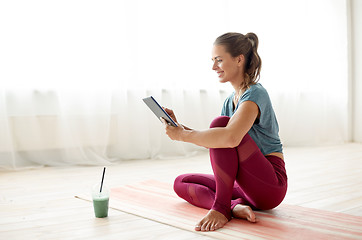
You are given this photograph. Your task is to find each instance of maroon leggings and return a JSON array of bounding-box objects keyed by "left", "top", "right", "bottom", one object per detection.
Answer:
[{"left": 173, "top": 116, "right": 288, "bottom": 220}]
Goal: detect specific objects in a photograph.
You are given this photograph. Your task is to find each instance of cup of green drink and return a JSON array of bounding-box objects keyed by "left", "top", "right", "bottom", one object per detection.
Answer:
[{"left": 92, "top": 167, "right": 109, "bottom": 218}]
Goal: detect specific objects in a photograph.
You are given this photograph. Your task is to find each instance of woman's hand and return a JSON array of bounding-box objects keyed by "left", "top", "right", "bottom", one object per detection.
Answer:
[
  {"left": 162, "top": 107, "right": 177, "bottom": 123},
  {"left": 160, "top": 117, "right": 185, "bottom": 141}
]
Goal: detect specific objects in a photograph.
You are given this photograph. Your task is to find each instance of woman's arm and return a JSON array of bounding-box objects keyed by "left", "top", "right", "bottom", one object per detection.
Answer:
[{"left": 162, "top": 101, "right": 259, "bottom": 149}]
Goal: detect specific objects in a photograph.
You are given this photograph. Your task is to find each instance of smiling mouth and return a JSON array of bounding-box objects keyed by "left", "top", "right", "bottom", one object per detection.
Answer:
[{"left": 217, "top": 71, "right": 224, "bottom": 77}]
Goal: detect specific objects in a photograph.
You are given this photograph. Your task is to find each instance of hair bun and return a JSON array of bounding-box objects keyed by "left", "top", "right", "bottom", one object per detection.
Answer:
[{"left": 245, "top": 32, "right": 258, "bottom": 48}]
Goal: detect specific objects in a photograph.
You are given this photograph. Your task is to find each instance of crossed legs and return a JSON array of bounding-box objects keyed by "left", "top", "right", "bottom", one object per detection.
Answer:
[{"left": 173, "top": 116, "right": 287, "bottom": 231}]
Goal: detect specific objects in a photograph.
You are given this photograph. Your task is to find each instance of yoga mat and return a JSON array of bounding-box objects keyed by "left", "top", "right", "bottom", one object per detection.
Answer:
[{"left": 76, "top": 180, "right": 362, "bottom": 240}]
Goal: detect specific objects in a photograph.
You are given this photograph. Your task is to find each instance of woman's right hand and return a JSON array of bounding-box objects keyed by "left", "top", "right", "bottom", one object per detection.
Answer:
[{"left": 162, "top": 107, "right": 178, "bottom": 123}]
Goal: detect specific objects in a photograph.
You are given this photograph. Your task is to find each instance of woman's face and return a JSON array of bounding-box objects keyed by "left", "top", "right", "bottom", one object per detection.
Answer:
[{"left": 211, "top": 45, "right": 244, "bottom": 84}]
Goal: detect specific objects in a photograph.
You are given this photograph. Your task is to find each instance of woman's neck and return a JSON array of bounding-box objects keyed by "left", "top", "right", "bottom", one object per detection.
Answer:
[
  {"left": 230, "top": 76, "right": 245, "bottom": 93},
  {"left": 231, "top": 82, "right": 244, "bottom": 96}
]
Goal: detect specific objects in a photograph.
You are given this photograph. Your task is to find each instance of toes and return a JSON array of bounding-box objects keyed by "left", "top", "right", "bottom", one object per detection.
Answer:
[
  {"left": 214, "top": 222, "right": 222, "bottom": 230},
  {"left": 195, "top": 225, "right": 201, "bottom": 231},
  {"left": 195, "top": 220, "right": 204, "bottom": 231},
  {"left": 247, "top": 216, "right": 256, "bottom": 223},
  {"left": 246, "top": 207, "right": 257, "bottom": 223},
  {"left": 210, "top": 223, "right": 215, "bottom": 231},
  {"left": 213, "top": 223, "right": 220, "bottom": 231},
  {"left": 195, "top": 210, "right": 229, "bottom": 232},
  {"left": 201, "top": 222, "right": 210, "bottom": 232},
  {"left": 200, "top": 224, "right": 205, "bottom": 232}
]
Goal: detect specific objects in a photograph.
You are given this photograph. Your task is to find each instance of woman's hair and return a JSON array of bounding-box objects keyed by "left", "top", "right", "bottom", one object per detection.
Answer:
[{"left": 214, "top": 32, "right": 262, "bottom": 89}]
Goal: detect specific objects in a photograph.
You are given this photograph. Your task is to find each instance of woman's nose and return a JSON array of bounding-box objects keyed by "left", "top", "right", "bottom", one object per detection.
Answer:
[{"left": 212, "top": 61, "right": 218, "bottom": 70}]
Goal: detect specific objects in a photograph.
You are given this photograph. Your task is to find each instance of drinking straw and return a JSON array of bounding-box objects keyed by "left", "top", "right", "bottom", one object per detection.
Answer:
[{"left": 99, "top": 167, "right": 106, "bottom": 193}]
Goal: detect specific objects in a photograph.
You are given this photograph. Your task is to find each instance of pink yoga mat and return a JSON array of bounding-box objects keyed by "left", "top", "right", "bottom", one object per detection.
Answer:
[{"left": 76, "top": 180, "right": 362, "bottom": 240}]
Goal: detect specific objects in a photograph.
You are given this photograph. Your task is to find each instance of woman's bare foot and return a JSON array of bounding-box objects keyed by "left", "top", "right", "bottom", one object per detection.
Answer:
[
  {"left": 195, "top": 209, "right": 228, "bottom": 232},
  {"left": 232, "top": 204, "right": 257, "bottom": 223}
]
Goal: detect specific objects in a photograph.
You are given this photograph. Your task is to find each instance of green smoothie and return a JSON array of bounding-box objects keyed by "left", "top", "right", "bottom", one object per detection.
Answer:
[{"left": 93, "top": 196, "right": 109, "bottom": 218}]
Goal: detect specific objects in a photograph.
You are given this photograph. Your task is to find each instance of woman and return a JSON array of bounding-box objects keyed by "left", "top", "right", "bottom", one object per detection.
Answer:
[{"left": 161, "top": 32, "right": 287, "bottom": 232}]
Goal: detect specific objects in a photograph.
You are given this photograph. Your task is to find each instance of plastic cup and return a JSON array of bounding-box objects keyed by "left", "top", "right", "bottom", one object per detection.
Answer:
[{"left": 92, "top": 184, "right": 110, "bottom": 218}]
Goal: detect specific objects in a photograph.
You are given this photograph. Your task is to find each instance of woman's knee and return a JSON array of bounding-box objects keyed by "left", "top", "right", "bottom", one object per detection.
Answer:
[
  {"left": 210, "top": 116, "right": 230, "bottom": 128},
  {"left": 173, "top": 174, "right": 188, "bottom": 195}
]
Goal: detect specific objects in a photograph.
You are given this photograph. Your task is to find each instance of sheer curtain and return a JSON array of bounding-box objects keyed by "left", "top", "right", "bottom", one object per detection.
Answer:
[{"left": 0, "top": 0, "right": 349, "bottom": 169}]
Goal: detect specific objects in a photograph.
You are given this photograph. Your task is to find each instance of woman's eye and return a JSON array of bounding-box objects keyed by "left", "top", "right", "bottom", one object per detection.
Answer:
[{"left": 217, "top": 60, "right": 222, "bottom": 63}]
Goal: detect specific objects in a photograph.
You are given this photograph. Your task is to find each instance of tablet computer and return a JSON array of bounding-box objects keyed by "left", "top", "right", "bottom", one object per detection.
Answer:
[{"left": 142, "top": 96, "right": 178, "bottom": 127}]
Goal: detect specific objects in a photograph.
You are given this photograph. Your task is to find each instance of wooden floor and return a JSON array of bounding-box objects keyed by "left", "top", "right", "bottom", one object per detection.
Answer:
[{"left": 1, "top": 143, "right": 362, "bottom": 239}]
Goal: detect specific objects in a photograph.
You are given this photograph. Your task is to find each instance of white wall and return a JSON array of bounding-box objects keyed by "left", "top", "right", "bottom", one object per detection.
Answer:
[{"left": 351, "top": 0, "right": 362, "bottom": 142}]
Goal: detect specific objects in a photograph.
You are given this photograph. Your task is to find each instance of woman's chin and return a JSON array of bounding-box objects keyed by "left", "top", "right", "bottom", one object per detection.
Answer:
[{"left": 219, "top": 78, "right": 228, "bottom": 83}]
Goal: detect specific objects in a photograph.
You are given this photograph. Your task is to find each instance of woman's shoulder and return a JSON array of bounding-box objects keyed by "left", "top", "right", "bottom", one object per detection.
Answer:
[
  {"left": 248, "top": 83, "right": 267, "bottom": 94},
  {"left": 242, "top": 83, "right": 268, "bottom": 99}
]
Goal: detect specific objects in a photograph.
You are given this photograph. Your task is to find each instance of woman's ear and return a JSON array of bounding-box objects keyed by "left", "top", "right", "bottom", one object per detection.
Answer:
[{"left": 237, "top": 54, "right": 245, "bottom": 66}]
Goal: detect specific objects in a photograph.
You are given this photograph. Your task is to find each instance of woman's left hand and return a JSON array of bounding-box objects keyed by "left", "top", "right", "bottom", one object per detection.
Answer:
[{"left": 160, "top": 118, "right": 185, "bottom": 141}]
